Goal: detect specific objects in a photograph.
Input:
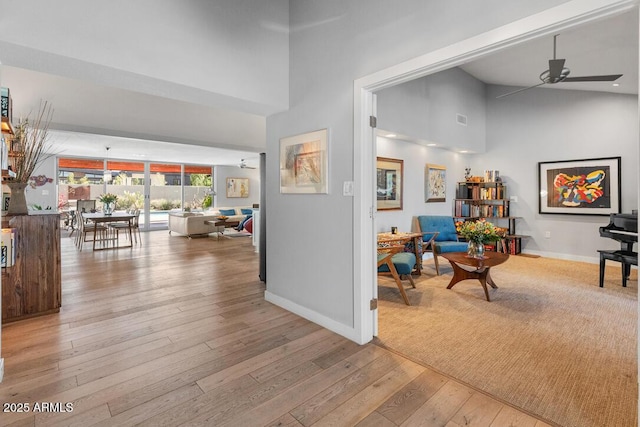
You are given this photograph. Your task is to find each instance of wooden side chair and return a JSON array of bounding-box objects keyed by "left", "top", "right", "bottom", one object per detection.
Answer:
[{"left": 377, "top": 245, "right": 417, "bottom": 305}]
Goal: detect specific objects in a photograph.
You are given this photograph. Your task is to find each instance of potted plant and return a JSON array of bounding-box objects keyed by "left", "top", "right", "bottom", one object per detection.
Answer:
[{"left": 5, "top": 101, "right": 56, "bottom": 215}]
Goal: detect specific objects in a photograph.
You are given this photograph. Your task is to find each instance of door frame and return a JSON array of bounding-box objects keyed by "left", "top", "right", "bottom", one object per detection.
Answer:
[{"left": 352, "top": 0, "right": 637, "bottom": 344}]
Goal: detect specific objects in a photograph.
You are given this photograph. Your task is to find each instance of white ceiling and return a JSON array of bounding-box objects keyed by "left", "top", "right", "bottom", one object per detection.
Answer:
[
  {"left": 460, "top": 11, "right": 638, "bottom": 96},
  {"left": 1, "top": 9, "right": 637, "bottom": 169}
]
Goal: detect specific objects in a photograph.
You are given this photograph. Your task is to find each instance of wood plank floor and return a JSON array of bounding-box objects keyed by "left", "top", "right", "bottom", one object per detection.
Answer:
[{"left": 0, "top": 228, "right": 555, "bottom": 426}]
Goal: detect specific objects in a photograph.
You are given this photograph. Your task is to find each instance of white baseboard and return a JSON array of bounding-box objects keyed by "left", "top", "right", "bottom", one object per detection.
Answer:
[
  {"left": 0, "top": 358, "right": 4, "bottom": 383},
  {"left": 264, "top": 291, "right": 365, "bottom": 344}
]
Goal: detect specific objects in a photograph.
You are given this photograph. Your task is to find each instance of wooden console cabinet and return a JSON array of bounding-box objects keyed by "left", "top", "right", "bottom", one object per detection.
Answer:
[{"left": 2, "top": 214, "right": 61, "bottom": 323}]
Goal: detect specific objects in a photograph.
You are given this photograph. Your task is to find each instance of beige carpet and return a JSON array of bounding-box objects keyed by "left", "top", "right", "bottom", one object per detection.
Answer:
[{"left": 376, "top": 255, "right": 637, "bottom": 427}]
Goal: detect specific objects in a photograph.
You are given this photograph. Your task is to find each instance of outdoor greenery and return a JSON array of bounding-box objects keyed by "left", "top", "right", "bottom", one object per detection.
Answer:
[
  {"left": 190, "top": 174, "right": 212, "bottom": 186},
  {"left": 151, "top": 198, "right": 179, "bottom": 210},
  {"left": 64, "top": 172, "right": 89, "bottom": 184},
  {"left": 118, "top": 191, "right": 144, "bottom": 210}
]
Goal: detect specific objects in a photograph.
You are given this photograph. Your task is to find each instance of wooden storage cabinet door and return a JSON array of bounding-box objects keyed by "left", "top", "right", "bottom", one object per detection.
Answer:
[{"left": 2, "top": 214, "right": 61, "bottom": 323}]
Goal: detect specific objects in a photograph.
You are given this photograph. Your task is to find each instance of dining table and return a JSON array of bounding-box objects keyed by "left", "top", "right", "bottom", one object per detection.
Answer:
[{"left": 82, "top": 211, "right": 135, "bottom": 251}]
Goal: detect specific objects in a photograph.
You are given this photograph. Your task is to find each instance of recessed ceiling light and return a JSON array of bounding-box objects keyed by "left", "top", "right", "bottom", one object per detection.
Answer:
[
  {"left": 426, "top": 143, "right": 436, "bottom": 146},
  {"left": 385, "top": 133, "right": 397, "bottom": 138},
  {"left": 612, "top": 83, "right": 620, "bottom": 87},
  {"left": 460, "top": 150, "right": 469, "bottom": 153}
]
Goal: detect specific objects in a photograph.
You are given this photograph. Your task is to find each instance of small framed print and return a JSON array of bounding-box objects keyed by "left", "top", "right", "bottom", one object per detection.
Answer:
[
  {"left": 226, "top": 178, "right": 249, "bottom": 198},
  {"left": 376, "top": 157, "right": 403, "bottom": 211},
  {"left": 425, "top": 164, "right": 446, "bottom": 203}
]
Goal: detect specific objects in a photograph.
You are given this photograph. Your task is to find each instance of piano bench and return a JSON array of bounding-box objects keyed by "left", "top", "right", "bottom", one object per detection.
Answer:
[{"left": 598, "top": 250, "right": 638, "bottom": 288}]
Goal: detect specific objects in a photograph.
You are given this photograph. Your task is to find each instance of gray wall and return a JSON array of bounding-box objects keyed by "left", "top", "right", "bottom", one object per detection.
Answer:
[
  {"left": 375, "top": 136, "right": 465, "bottom": 234},
  {"left": 377, "top": 74, "right": 639, "bottom": 262},
  {"left": 377, "top": 68, "right": 487, "bottom": 152},
  {"left": 266, "top": 0, "right": 569, "bottom": 331},
  {"left": 480, "top": 85, "right": 638, "bottom": 261}
]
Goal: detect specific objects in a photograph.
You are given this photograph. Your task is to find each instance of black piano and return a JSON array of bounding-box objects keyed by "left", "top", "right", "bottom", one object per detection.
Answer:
[{"left": 598, "top": 213, "right": 637, "bottom": 287}]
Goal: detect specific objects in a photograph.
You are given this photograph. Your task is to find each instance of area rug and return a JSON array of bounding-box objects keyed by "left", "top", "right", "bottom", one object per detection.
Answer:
[{"left": 376, "top": 256, "right": 637, "bottom": 427}]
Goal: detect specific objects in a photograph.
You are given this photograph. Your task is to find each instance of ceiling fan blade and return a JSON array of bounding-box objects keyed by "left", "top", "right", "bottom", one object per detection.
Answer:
[
  {"left": 496, "top": 82, "right": 546, "bottom": 99},
  {"left": 562, "top": 74, "right": 623, "bottom": 82},
  {"left": 548, "top": 59, "right": 566, "bottom": 79}
]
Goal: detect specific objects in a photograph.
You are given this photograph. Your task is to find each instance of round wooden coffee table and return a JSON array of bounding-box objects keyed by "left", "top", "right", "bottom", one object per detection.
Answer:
[{"left": 440, "top": 252, "right": 509, "bottom": 301}]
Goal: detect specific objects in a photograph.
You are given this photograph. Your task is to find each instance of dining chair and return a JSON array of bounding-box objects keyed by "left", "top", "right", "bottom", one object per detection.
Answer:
[
  {"left": 109, "top": 209, "right": 141, "bottom": 245},
  {"left": 75, "top": 210, "right": 108, "bottom": 250}
]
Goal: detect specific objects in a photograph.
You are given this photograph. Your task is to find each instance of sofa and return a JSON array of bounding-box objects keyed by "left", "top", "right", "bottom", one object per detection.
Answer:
[
  {"left": 206, "top": 206, "right": 255, "bottom": 224},
  {"left": 168, "top": 212, "right": 224, "bottom": 238}
]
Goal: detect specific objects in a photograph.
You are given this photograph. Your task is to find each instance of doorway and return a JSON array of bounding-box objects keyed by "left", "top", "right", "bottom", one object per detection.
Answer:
[{"left": 353, "top": 0, "right": 637, "bottom": 342}]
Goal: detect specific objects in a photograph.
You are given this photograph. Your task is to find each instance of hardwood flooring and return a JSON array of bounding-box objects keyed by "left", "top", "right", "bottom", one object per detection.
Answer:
[{"left": 0, "top": 229, "right": 554, "bottom": 426}]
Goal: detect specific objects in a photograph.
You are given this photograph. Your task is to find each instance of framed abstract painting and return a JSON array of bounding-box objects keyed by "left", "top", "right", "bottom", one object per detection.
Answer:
[
  {"left": 280, "top": 129, "right": 329, "bottom": 194},
  {"left": 538, "top": 157, "right": 621, "bottom": 215}
]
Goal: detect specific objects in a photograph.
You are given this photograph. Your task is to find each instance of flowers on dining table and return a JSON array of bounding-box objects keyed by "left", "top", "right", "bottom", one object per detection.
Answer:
[
  {"left": 455, "top": 219, "right": 506, "bottom": 243},
  {"left": 97, "top": 193, "right": 118, "bottom": 205}
]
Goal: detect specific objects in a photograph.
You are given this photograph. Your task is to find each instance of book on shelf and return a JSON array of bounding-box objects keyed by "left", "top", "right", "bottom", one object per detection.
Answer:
[
  {"left": 484, "top": 170, "right": 500, "bottom": 182},
  {"left": 1, "top": 227, "right": 16, "bottom": 267},
  {"left": 506, "top": 236, "right": 521, "bottom": 255}
]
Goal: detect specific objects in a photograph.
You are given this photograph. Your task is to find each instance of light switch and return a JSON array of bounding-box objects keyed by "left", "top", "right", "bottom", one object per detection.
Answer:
[{"left": 343, "top": 181, "right": 354, "bottom": 196}]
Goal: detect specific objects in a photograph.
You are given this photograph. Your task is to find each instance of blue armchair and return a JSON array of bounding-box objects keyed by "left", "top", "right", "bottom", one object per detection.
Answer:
[{"left": 416, "top": 215, "right": 468, "bottom": 275}]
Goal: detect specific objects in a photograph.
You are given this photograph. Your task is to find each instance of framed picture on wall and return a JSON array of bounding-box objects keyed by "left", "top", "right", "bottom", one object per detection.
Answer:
[
  {"left": 280, "top": 128, "right": 329, "bottom": 194},
  {"left": 2, "top": 193, "right": 9, "bottom": 213},
  {"left": 425, "top": 163, "right": 446, "bottom": 202},
  {"left": 376, "top": 157, "right": 403, "bottom": 211},
  {"left": 226, "top": 177, "right": 249, "bottom": 198},
  {"left": 538, "top": 156, "right": 621, "bottom": 215}
]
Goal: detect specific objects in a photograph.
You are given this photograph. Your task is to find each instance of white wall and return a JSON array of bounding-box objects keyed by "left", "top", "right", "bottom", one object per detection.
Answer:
[
  {"left": 22, "top": 156, "right": 57, "bottom": 210},
  {"left": 266, "top": 0, "right": 569, "bottom": 335},
  {"left": 214, "top": 165, "right": 260, "bottom": 208},
  {"left": 481, "top": 85, "right": 638, "bottom": 261},
  {"left": 0, "top": 0, "right": 289, "bottom": 115}
]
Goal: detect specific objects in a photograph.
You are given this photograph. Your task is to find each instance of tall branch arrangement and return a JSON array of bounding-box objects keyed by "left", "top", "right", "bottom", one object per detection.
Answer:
[{"left": 11, "top": 101, "right": 56, "bottom": 183}]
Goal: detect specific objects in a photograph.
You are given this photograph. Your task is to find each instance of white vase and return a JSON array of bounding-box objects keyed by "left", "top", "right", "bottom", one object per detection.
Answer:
[{"left": 103, "top": 201, "right": 114, "bottom": 215}]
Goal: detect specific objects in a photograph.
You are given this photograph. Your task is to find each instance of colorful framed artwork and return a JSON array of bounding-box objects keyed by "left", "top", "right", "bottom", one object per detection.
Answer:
[
  {"left": 425, "top": 163, "right": 446, "bottom": 203},
  {"left": 538, "top": 157, "right": 621, "bottom": 215},
  {"left": 226, "top": 177, "right": 249, "bottom": 198},
  {"left": 280, "top": 128, "right": 329, "bottom": 194},
  {"left": 376, "top": 157, "right": 403, "bottom": 211}
]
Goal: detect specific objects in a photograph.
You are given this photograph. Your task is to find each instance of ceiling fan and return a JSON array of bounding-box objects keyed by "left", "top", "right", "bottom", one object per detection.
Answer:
[
  {"left": 238, "top": 159, "right": 257, "bottom": 169},
  {"left": 496, "top": 34, "right": 623, "bottom": 98}
]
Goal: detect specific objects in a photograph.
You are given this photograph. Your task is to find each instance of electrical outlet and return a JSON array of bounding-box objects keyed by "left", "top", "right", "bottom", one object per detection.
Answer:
[
  {"left": 510, "top": 195, "right": 518, "bottom": 202},
  {"left": 545, "top": 231, "right": 551, "bottom": 238}
]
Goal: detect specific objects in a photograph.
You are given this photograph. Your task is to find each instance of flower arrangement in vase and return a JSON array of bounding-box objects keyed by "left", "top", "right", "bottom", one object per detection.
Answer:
[
  {"left": 455, "top": 219, "right": 506, "bottom": 258},
  {"left": 98, "top": 193, "right": 118, "bottom": 215}
]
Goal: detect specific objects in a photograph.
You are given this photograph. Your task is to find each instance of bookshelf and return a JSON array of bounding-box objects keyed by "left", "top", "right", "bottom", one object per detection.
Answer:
[{"left": 454, "top": 180, "right": 527, "bottom": 254}]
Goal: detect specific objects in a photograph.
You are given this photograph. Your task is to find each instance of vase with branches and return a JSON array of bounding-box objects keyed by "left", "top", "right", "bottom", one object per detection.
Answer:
[{"left": 5, "top": 101, "right": 56, "bottom": 215}]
